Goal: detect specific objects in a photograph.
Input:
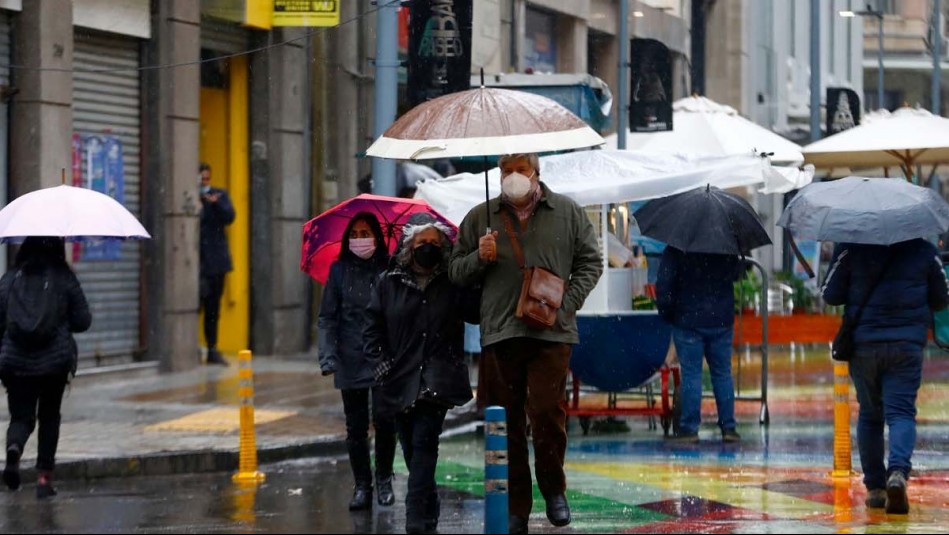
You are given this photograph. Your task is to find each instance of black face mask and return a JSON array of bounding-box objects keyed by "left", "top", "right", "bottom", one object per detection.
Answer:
[{"left": 412, "top": 243, "right": 442, "bottom": 270}]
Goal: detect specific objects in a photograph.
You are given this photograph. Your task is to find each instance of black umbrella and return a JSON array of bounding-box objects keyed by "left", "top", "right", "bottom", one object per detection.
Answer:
[{"left": 633, "top": 185, "right": 771, "bottom": 255}]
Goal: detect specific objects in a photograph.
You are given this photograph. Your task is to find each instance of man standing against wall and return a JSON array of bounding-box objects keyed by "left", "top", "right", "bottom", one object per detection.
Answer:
[{"left": 199, "top": 163, "right": 235, "bottom": 366}]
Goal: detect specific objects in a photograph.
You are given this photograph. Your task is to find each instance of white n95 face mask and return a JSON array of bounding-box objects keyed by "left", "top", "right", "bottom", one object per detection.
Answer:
[{"left": 502, "top": 172, "right": 534, "bottom": 200}]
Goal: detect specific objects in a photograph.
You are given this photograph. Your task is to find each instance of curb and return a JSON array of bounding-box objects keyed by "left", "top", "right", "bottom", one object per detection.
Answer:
[
  {"left": 25, "top": 438, "right": 349, "bottom": 482},
  {"left": 32, "top": 410, "right": 481, "bottom": 482}
]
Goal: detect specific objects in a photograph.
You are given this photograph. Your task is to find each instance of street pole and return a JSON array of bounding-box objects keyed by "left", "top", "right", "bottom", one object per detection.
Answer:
[
  {"left": 934, "top": 0, "right": 942, "bottom": 115},
  {"left": 371, "top": 0, "right": 400, "bottom": 197},
  {"left": 810, "top": 0, "right": 821, "bottom": 141},
  {"left": 877, "top": 12, "right": 884, "bottom": 110},
  {"left": 618, "top": 0, "right": 629, "bottom": 150}
]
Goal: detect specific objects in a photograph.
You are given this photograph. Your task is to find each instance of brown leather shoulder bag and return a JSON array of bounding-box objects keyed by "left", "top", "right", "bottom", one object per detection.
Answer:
[{"left": 501, "top": 211, "right": 566, "bottom": 330}]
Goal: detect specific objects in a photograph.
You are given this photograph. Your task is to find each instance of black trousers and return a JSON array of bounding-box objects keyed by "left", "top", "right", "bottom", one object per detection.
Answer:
[
  {"left": 2, "top": 374, "right": 69, "bottom": 471},
  {"left": 397, "top": 401, "right": 447, "bottom": 527},
  {"left": 341, "top": 388, "right": 398, "bottom": 486},
  {"left": 200, "top": 273, "right": 226, "bottom": 351}
]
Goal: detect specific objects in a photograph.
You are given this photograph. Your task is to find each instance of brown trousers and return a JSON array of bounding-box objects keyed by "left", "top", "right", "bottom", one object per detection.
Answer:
[{"left": 484, "top": 337, "right": 572, "bottom": 518}]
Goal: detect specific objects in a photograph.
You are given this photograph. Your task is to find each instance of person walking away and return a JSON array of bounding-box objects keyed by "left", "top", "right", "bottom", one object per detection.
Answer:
[
  {"left": 449, "top": 153, "right": 602, "bottom": 534},
  {"left": 823, "top": 239, "right": 949, "bottom": 514},
  {"left": 0, "top": 237, "right": 91, "bottom": 498},
  {"left": 365, "top": 213, "right": 475, "bottom": 534},
  {"left": 318, "top": 212, "right": 398, "bottom": 510},
  {"left": 199, "top": 163, "right": 235, "bottom": 366},
  {"left": 656, "top": 246, "right": 742, "bottom": 444}
]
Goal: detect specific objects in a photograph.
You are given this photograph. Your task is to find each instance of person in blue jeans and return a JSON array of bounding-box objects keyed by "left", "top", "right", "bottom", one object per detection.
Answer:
[
  {"left": 823, "top": 239, "right": 949, "bottom": 514},
  {"left": 656, "top": 246, "right": 742, "bottom": 444}
]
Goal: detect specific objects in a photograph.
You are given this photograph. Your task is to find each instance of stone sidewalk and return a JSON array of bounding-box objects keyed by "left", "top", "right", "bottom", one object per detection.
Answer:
[{"left": 0, "top": 354, "right": 476, "bottom": 481}]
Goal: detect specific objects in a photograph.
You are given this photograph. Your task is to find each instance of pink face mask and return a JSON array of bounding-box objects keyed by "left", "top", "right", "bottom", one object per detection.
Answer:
[{"left": 349, "top": 237, "right": 377, "bottom": 259}]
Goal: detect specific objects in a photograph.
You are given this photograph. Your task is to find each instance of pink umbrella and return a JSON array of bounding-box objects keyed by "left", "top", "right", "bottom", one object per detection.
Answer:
[{"left": 300, "top": 194, "right": 458, "bottom": 284}]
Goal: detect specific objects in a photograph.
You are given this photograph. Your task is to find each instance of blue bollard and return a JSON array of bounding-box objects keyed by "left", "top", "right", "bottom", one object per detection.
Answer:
[{"left": 484, "top": 406, "right": 509, "bottom": 534}]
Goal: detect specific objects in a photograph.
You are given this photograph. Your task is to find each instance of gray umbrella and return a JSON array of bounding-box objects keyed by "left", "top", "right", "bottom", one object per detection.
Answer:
[{"left": 777, "top": 176, "right": 949, "bottom": 245}]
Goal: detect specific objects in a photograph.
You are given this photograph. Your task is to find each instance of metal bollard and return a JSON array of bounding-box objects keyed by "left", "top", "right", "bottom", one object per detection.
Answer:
[
  {"left": 484, "top": 406, "right": 509, "bottom": 534},
  {"left": 233, "top": 350, "right": 266, "bottom": 483},
  {"left": 831, "top": 361, "right": 852, "bottom": 478}
]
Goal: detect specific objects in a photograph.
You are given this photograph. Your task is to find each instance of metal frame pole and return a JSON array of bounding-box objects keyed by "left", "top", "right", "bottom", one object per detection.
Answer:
[
  {"left": 877, "top": 12, "right": 884, "bottom": 110},
  {"left": 810, "top": 0, "right": 821, "bottom": 141},
  {"left": 618, "top": 0, "right": 629, "bottom": 150},
  {"left": 934, "top": 0, "right": 943, "bottom": 114},
  {"left": 371, "top": 0, "right": 400, "bottom": 196}
]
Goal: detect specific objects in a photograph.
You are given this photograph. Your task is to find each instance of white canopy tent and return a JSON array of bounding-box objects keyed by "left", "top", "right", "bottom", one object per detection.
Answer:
[{"left": 415, "top": 149, "right": 813, "bottom": 226}]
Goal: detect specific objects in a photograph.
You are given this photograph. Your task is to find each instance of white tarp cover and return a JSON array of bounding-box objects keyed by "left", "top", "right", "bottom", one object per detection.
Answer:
[{"left": 415, "top": 149, "right": 813, "bottom": 225}]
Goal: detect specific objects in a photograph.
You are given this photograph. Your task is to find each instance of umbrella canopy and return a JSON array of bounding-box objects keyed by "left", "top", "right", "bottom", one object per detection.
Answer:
[
  {"left": 777, "top": 176, "right": 949, "bottom": 245},
  {"left": 605, "top": 95, "right": 805, "bottom": 165},
  {"left": 802, "top": 107, "right": 949, "bottom": 171},
  {"left": 414, "top": 149, "right": 811, "bottom": 225},
  {"left": 633, "top": 186, "right": 772, "bottom": 255},
  {"left": 301, "top": 194, "right": 457, "bottom": 284},
  {"left": 0, "top": 184, "right": 150, "bottom": 243},
  {"left": 365, "top": 86, "right": 605, "bottom": 160}
]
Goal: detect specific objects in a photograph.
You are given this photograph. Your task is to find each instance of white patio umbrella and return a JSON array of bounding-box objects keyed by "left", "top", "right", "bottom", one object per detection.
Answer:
[
  {"left": 605, "top": 95, "right": 805, "bottom": 165},
  {"left": 802, "top": 106, "right": 949, "bottom": 175},
  {"left": 0, "top": 184, "right": 150, "bottom": 242}
]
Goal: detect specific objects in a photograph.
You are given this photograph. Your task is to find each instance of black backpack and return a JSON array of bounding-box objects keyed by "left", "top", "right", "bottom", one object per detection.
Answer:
[{"left": 6, "top": 268, "right": 61, "bottom": 350}]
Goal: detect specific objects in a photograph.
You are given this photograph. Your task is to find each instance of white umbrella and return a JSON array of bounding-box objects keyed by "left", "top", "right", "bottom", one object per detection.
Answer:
[
  {"left": 414, "top": 149, "right": 811, "bottom": 225},
  {"left": 802, "top": 106, "right": 949, "bottom": 172},
  {"left": 0, "top": 185, "right": 150, "bottom": 243},
  {"left": 605, "top": 95, "right": 805, "bottom": 165}
]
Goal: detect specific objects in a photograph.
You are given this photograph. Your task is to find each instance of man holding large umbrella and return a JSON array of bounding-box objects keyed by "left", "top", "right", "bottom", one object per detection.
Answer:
[{"left": 449, "top": 153, "right": 602, "bottom": 533}]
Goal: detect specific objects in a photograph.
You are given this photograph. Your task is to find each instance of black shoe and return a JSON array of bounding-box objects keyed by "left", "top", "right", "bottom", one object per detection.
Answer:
[
  {"left": 885, "top": 471, "right": 909, "bottom": 514},
  {"left": 3, "top": 445, "right": 20, "bottom": 491},
  {"left": 376, "top": 476, "right": 395, "bottom": 506},
  {"left": 36, "top": 471, "right": 56, "bottom": 499},
  {"left": 666, "top": 432, "right": 700, "bottom": 444},
  {"left": 509, "top": 515, "right": 529, "bottom": 534},
  {"left": 348, "top": 484, "right": 372, "bottom": 511},
  {"left": 722, "top": 429, "right": 741, "bottom": 443},
  {"left": 545, "top": 494, "right": 571, "bottom": 527},
  {"left": 206, "top": 350, "right": 229, "bottom": 366}
]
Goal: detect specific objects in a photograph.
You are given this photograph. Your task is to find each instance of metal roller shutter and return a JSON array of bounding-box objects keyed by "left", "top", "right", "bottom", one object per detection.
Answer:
[
  {"left": 72, "top": 30, "right": 143, "bottom": 367},
  {"left": 201, "top": 17, "right": 249, "bottom": 54}
]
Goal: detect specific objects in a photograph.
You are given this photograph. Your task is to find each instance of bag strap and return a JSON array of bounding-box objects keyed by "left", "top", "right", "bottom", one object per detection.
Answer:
[
  {"left": 500, "top": 211, "right": 526, "bottom": 269},
  {"left": 851, "top": 252, "right": 893, "bottom": 325}
]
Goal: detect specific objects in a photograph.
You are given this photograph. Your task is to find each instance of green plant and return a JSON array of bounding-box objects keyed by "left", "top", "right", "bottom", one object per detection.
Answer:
[{"left": 734, "top": 271, "right": 760, "bottom": 313}]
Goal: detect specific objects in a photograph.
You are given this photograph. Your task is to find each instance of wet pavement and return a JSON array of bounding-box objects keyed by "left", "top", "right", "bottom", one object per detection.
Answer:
[{"left": 1, "top": 347, "right": 949, "bottom": 533}]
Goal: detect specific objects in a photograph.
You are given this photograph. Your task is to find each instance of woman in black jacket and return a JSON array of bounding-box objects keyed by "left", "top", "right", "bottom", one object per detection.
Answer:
[
  {"left": 365, "top": 213, "right": 474, "bottom": 534},
  {"left": 0, "top": 237, "right": 91, "bottom": 499},
  {"left": 317, "top": 212, "right": 398, "bottom": 510}
]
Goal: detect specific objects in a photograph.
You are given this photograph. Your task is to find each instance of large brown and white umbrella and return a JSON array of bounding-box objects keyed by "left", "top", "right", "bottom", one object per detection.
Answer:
[
  {"left": 365, "top": 86, "right": 605, "bottom": 160},
  {"left": 803, "top": 106, "right": 949, "bottom": 176}
]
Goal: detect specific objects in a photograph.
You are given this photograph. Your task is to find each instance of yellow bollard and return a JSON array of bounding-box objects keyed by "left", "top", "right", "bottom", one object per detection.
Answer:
[
  {"left": 233, "top": 350, "right": 266, "bottom": 483},
  {"left": 831, "top": 361, "right": 853, "bottom": 478}
]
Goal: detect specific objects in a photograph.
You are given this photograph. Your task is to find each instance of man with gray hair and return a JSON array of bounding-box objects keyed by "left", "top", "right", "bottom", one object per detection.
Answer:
[{"left": 449, "top": 153, "right": 602, "bottom": 534}]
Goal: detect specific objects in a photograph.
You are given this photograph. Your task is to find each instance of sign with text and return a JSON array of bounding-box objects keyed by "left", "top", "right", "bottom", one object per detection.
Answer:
[
  {"left": 407, "top": 0, "right": 473, "bottom": 106},
  {"left": 630, "top": 38, "right": 673, "bottom": 133},
  {"left": 272, "top": 0, "right": 340, "bottom": 27},
  {"left": 826, "top": 87, "right": 861, "bottom": 136},
  {"left": 71, "top": 134, "right": 126, "bottom": 261}
]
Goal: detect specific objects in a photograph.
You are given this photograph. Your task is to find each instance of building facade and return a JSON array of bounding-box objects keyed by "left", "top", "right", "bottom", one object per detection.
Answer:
[
  {"left": 1, "top": 0, "right": 312, "bottom": 372},
  {"left": 861, "top": 0, "right": 946, "bottom": 113}
]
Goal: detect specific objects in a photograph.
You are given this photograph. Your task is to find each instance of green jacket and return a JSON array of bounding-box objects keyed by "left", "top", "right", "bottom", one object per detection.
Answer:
[{"left": 449, "top": 183, "right": 603, "bottom": 347}]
